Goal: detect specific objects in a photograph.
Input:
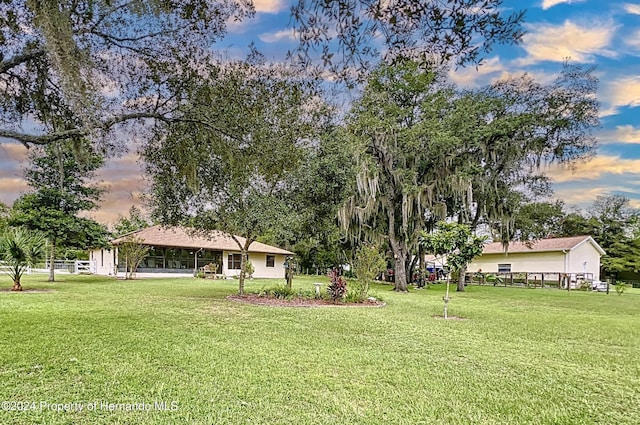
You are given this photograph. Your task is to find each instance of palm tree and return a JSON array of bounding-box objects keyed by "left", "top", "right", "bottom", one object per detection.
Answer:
[{"left": 0, "top": 228, "right": 47, "bottom": 291}]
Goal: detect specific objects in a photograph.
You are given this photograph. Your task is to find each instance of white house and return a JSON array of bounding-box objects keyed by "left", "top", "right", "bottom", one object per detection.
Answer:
[
  {"left": 89, "top": 225, "right": 293, "bottom": 279},
  {"left": 468, "top": 235, "right": 606, "bottom": 284}
]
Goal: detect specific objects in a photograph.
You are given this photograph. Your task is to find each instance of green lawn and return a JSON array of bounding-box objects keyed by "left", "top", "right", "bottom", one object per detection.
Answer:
[{"left": 1, "top": 274, "right": 638, "bottom": 424}]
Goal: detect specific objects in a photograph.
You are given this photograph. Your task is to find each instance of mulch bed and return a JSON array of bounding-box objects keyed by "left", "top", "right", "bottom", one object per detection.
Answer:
[{"left": 227, "top": 294, "right": 386, "bottom": 308}]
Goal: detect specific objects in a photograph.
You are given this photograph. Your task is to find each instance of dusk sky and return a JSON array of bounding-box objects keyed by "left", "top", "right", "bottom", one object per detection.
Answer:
[{"left": 1, "top": 0, "right": 639, "bottom": 226}]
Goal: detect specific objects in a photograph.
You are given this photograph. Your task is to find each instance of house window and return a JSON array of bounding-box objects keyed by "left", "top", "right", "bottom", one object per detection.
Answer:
[
  {"left": 266, "top": 255, "right": 275, "bottom": 268},
  {"left": 498, "top": 264, "right": 511, "bottom": 273},
  {"left": 228, "top": 254, "right": 242, "bottom": 270}
]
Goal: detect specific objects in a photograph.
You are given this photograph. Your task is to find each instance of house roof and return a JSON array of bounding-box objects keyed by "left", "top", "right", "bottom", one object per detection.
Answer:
[
  {"left": 111, "top": 225, "right": 293, "bottom": 255},
  {"left": 482, "top": 236, "right": 606, "bottom": 256}
]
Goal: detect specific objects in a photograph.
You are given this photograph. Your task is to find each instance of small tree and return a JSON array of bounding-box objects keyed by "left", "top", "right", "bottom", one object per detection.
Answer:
[
  {"left": 353, "top": 244, "right": 386, "bottom": 300},
  {"left": 117, "top": 236, "right": 149, "bottom": 280},
  {"left": 10, "top": 139, "right": 108, "bottom": 282},
  {"left": 0, "top": 228, "right": 47, "bottom": 291},
  {"left": 112, "top": 206, "right": 150, "bottom": 237},
  {"left": 419, "top": 222, "right": 486, "bottom": 318}
]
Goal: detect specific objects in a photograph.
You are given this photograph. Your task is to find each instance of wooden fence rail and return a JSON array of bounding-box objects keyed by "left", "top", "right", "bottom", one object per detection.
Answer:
[{"left": 463, "top": 271, "right": 596, "bottom": 290}]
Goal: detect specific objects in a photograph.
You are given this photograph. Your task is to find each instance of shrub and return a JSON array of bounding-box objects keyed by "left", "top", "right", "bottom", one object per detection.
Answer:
[
  {"left": 245, "top": 260, "right": 255, "bottom": 279},
  {"left": 580, "top": 280, "right": 592, "bottom": 291},
  {"left": 0, "top": 228, "right": 47, "bottom": 291},
  {"left": 258, "top": 285, "right": 296, "bottom": 300},
  {"left": 615, "top": 282, "right": 626, "bottom": 296},
  {"left": 345, "top": 288, "right": 366, "bottom": 303},
  {"left": 486, "top": 274, "right": 504, "bottom": 286},
  {"left": 296, "top": 289, "right": 316, "bottom": 299},
  {"left": 353, "top": 244, "right": 386, "bottom": 299},
  {"left": 327, "top": 268, "right": 347, "bottom": 302}
]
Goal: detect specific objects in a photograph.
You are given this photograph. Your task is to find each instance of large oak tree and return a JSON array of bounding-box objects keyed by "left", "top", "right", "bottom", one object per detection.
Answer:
[
  {"left": 1, "top": 1, "right": 524, "bottom": 150},
  {"left": 143, "top": 61, "right": 330, "bottom": 294},
  {"left": 1, "top": 0, "right": 253, "bottom": 148},
  {"left": 341, "top": 61, "right": 599, "bottom": 292}
]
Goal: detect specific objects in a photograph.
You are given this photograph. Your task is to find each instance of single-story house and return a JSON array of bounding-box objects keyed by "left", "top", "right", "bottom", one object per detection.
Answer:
[
  {"left": 468, "top": 235, "right": 606, "bottom": 284},
  {"left": 89, "top": 225, "right": 293, "bottom": 278}
]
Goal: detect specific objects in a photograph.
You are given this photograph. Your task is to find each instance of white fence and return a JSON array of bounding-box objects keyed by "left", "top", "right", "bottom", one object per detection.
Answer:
[
  {"left": 0, "top": 260, "right": 96, "bottom": 275},
  {"left": 74, "top": 260, "right": 93, "bottom": 273}
]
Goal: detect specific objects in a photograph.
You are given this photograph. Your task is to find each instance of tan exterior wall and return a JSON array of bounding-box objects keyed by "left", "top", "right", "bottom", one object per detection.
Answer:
[
  {"left": 469, "top": 251, "right": 566, "bottom": 273},
  {"left": 90, "top": 248, "right": 287, "bottom": 279},
  {"left": 567, "top": 241, "right": 602, "bottom": 280},
  {"left": 469, "top": 243, "right": 601, "bottom": 279},
  {"left": 90, "top": 248, "right": 117, "bottom": 276},
  {"left": 249, "top": 253, "right": 286, "bottom": 279},
  {"left": 222, "top": 251, "right": 287, "bottom": 279}
]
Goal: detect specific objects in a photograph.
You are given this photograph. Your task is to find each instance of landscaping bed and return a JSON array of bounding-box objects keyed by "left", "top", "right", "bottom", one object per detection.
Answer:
[{"left": 227, "top": 293, "right": 385, "bottom": 307}]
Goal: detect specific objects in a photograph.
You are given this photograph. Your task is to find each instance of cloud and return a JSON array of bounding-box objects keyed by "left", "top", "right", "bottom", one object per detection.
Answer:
[
  {"left": 602, "top": 75, "right": 640, "bottom": 112},
  {"left": 553, "top": 186, "right": 613, "bottom": 206},
  {"left": 259, "top": 28, "right": 296, "bottom": 43},
  {"left": 0, "top": 177, "right": 29, "bottom": 206},
  {"left": 0, "top": 142, "right": 29, "bottom": 206},
  {"left": 225, "top": 18, "right": 250, "bottom": 34},
  {"left": 94, "top": 180, "right": 148, "bottom": 225},
  {"left": 84, "top": 194, "right": 147, "bottom": 226},
  {"left": 598, "top": 106, "right": 621, "bottom": 118},
  {"left": 552, "top": 184, "right": 640, "bottom": 210},
  {"left": 598, "top": 125, "right": 640, "bottom": 144},
  {"left": 449, "top": 58, "right": 562, "bottom": 89},
  {"left": 88, "top": 152, "right": 150, "bottom": 225},
  {"left": 253, "top": 0, "right": 289, "bottom": 14},
  {"left": 448, "top": 57, "right": 506, "bottom": 87},
  {"left": 224, "top": 2, "right": 291, "bottom": 34},
  {"left": 0, "top": 143, "right": 29, "bottom": 162},
  {"left": 541, "top": 0, "right": 586, "bottom": 10},
  {"left": 624, "top": 3, "right": 640, "bottom": 14},
  {"left": 516, "top": 20, "right": 617, "bottom": 65},
  {"left": 495, "top": 69, "right": 558, "bottom": 86},
  {"left": 0, "top": 142, "right": 149, "bottom": 225},
  {"left": 546, "top": 155, "right": 640, "bottom": 183},
  {"left": 625, "top": 29, "right": 640, "bottom": 52}
]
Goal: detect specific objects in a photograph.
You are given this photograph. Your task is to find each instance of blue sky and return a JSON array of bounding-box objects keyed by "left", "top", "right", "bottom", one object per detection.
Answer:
[{"left": 1, "top": 0, "right": 639, "bottom": 224}]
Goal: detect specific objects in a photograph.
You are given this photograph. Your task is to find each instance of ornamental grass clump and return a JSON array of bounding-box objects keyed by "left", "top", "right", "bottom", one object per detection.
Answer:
[{"left": 259, "top": 285, "right": 296, "bottom": 300}]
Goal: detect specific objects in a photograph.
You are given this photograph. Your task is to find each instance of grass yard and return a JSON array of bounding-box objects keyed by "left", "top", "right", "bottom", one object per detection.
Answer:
[{"left": 0, "top": 274, "right": 639, "bottom": 424}]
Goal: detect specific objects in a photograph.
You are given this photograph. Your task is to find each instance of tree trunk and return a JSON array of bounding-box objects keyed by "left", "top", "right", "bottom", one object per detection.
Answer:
[
  {"left": 407, "top": 253, "right": 418, "bottom": 285},
  {"left": 385, "top": 199, "right": 408, "bottom": 292},
  {"left": 457, "top": 263, "right": 467, "bottom": 292},
  {"left": 393, "top": 249, "right": 408, "bottom": 292},
  {"left": 286, "top": 264, "right": 293, "bottom": 290},
  {"left": 238, "top": 245, "right": 250, "bottom": 295},
  {"left": 48, "top": 238, "right": 56, "bottom": 282},
  {"left": 12, "top": 279, "right": 22, "bottom": 291}
]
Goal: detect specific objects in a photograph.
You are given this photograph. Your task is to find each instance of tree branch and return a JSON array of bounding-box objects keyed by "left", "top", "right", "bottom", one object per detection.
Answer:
[
  {"left": 0, "top": 128, "right": 85, "bottom": 148},
  {"left": 0, "top": 111, "right": 243, "bottom": 147},
  {"left": 91, "top": 26, "right": 190, "bottom": 44},
  {"left": 0, "top": 49, "right": 47, "bottom": 74},
  {"left": 88, "top": 1, "right": 137, "bottom": 32}
]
